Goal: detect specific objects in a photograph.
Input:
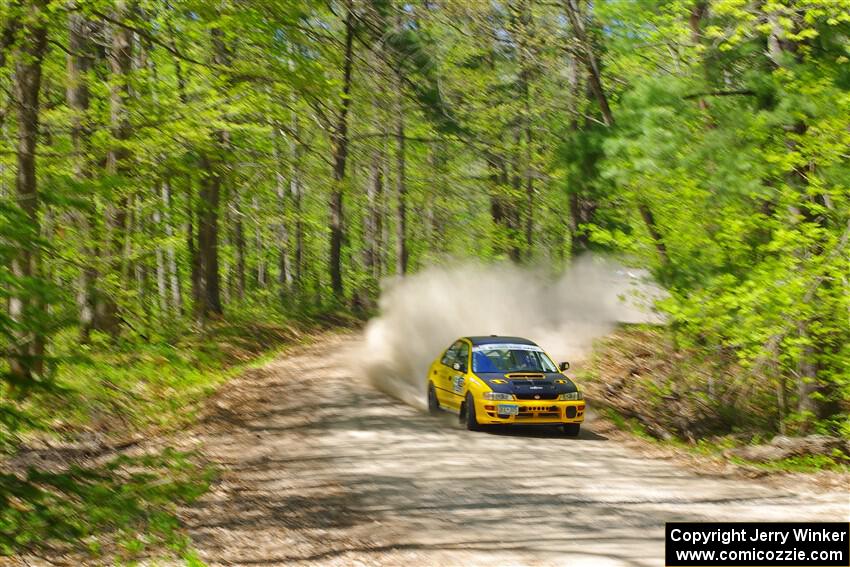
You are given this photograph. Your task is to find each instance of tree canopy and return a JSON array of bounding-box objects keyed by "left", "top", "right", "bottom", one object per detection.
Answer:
[{"left": 0, "top": 0, "right": 848, "bottom": 439}]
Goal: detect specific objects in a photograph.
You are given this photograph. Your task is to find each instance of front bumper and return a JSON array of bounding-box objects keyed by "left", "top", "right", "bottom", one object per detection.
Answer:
[{"left": 474, "top": 397, "right": 585, "bottom": 425}]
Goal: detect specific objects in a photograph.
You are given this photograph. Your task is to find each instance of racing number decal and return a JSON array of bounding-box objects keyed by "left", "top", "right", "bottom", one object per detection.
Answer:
[{"left": 452, "top": 375, "right": 465, "bottom": 394}]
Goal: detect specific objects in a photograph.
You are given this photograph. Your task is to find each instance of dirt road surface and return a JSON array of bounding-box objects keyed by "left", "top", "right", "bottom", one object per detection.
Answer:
[{"left": 178, "top": 333, "right": 849, "bottom": 566}]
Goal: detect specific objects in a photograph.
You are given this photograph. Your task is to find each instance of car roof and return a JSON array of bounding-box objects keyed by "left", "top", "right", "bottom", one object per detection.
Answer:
[{"left": 464, "top": 335, "right": 538, "bottom": 346}]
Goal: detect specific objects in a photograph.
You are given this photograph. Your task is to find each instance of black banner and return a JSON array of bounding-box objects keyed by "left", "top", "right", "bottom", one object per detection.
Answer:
[{"left": 666, "top": 522, "right": 849, "bottom": 566}]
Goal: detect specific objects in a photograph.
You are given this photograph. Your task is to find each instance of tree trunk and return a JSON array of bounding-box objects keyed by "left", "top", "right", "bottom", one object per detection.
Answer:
[
  {"left": 273, "top": 125, "right": 293, "bottom": 301},
  {"left": 395, "top": 74, "right": 408, "bottom": 275},
  {"left": 329, "top": 2, "right": 355, "bottom": 298},
  {"left": 563, "top": 0, "right": 613, "bottom": 127},
  {"left": 523, "top": 110, "right": 534, "bottom": 259},
  {"left": 290, "top": 112, "right": 304, "bottom": 292},
  {"left": 154, "top": 199, "right": 167, "bottom": 314},
  {"left": 510, "top": 128, "right": 525, "bottom": 260},
  {"left": 67, "top": 12, "right": 106, "bottom": 341},
  {"left": 197, "top": 153, "right": 223, "bottom": 318},
  {"left": 162, "top": 180, "right": 182, "bottom": 313},
  {"left": 165, "top": 23, "right": 196, "bottom": 313},
  {"left": 253, "top": 194, "right": 265, "bottom": 288},
  {"left": 103, "top": 0, "right": 135, "bottom": 336},
  {"left": 194, "top": 26, "right": 231, "bottom": 320},
  {"left": 233, "top": 189, "right": 246, "bottom": 300},
  {"left": 365, "top": 148, "right": 383, "bottom": 282},
  {"left": 187, "top": 178, "right": 201, "bottom": 308},
  {"left": 483, "top": 35, "right": 521, "bottom": 262},
  {"left": 487, "top": 149, "right": 521, "bottom": 262},
  {"left": 426, "top": 142, "right": 446, "bottom": 256},
  {"left": 380, "top": 145, "right": 391, "bottom": 275},
  {"left": 515, "top": 0, "right": 535, "bottom": 259},
  {"left": 767, "top": 12, "right": 827, "bottom": 428},
  {"left": 689, "top": 0, "right": 710, "bottom": 113},
  {"left": 8, "top": 0, "right": 49, "bottom": 384},
  {"left": 130, "top": 196, "right": 150, "bottom": 323},
  {"left": 564, "top": 0, "right": 668, "bottom": 268},
  {"left": 564, "top": 42, "right": 593, "bottom": 253}
]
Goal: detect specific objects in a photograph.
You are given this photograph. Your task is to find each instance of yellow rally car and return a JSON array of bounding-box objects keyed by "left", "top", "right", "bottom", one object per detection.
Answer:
[{"left": 426, "top": 335, "right": 585, "bottom": 435}]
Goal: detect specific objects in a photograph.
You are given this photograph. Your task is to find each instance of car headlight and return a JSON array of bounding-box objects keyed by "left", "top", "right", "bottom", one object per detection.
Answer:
[
  {"left": 482, "top": 392, "right": 515, "bottom": 401},
  {"left": 558, "top": 391, "right": 583, "bottom": 401}
]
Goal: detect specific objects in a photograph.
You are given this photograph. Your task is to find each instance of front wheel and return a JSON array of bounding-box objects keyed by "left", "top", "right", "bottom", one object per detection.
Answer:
[
  {"left": 464, "top": 393, "right": 481, "bottom": 431},
  {"left": 562, "top": 423, "right": 580, "bottom": 437},
  {"left": 427, "top": 383, "right": 440, "bottom": 415}
]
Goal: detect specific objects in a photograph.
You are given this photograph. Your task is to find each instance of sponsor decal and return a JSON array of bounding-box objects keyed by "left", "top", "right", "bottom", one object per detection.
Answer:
[
  {"left": 452, "top": 375, "right": 464, "bottom": 394},
  {"left": 473, "top": 343, "right": 544, "bottom": 352}
]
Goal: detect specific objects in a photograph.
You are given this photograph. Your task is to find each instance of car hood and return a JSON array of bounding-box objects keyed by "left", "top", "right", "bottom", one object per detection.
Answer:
[{"left": 475, "top": 372, "right": 579, "bottom": 395}]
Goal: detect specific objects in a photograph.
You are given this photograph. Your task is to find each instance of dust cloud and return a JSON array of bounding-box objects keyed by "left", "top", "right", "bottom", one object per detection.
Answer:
[{"left": 360, "top": 256, "right": 662, "bottom": 409}]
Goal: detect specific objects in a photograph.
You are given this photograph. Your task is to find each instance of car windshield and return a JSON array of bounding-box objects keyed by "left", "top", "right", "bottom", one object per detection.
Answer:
[{"left": 472, "top": 344, "right": 558, "bottom": 373}]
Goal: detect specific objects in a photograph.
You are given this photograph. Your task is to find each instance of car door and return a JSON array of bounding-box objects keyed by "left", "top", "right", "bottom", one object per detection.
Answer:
[
  {"left": 434, "top": 341, "right": 462, "bottom": 407},
  {"left": 445, "top": 340, "right": 470, "bottom": 410}
]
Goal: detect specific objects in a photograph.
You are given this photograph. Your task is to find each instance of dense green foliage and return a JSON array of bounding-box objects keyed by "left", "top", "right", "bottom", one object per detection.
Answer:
[
  {"left": 0, "top": 0, "right": 847, "bottom": 509},
  {"left": 17, "top": 315, "right": 329, "bottom": 446},
  {"left": 0, "top": 448, "right": 213, "bottom": 559},
  {"left": 0, "top": 0, "right": 847, "bottom": 557},
  {"left": 597, "top": 0, "right": 850, "bottom": 437}
]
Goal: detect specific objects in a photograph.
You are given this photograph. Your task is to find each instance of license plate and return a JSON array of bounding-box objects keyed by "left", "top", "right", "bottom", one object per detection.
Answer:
[{"left": 498, "top": 404, "right": 519, "bottom": 416}]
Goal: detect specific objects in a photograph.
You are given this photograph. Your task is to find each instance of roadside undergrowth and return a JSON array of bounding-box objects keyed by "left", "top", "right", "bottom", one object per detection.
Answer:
[
  {"left": 0, "top": 309, "right": 360, "bottom": 563},
  {"left": 6, "top": 310, "right": 360, "bottom": 449},
  {"left": 581, "top": 325, "right": 850, "bottom": 474},
  {"left": 0, "top": 449, "right": 214, "bottom": 562}
]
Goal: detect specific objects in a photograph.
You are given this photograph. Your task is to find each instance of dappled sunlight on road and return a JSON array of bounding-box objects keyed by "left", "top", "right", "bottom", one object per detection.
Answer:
[{"left": 178, "top": 335, "right": 849, "bottom": 567}]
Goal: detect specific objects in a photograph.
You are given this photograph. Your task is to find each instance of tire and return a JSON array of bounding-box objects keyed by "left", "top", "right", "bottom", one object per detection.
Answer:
[
  {"left": 562, "top": 423, "right": 580, "bottom": 437},
  {"left": 427, "top": 383, "right": 440, "bottom": 415},
  {"left": 464, "top": 393, "right": 481, "bottom": 431}
]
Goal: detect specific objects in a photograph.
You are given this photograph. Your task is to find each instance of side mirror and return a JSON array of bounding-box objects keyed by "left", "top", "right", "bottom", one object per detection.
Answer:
[
  {"left": 452, "top": 362, "right": 462, "bottom": 371},
  {"left": 558, "top": 361, "right": 570, "bottom": 371}
]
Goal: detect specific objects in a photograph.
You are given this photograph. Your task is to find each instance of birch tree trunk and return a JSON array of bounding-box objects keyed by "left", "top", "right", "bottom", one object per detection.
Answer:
[
  {"left": 162, "top": 181, "right": 182, "bottom": 313},
  {"left": 233, "top": 188, "right": 246, "bottom": 300},
  {"left": 290, "top": 112, "right": 304, "bottom": 292},
  {"left": 154, "top": 186, "right": 168, "bottom": 314},
  {"left": 273, "top": 125, "right": 293, "bottom": 301},
  {"left": 253, "top": 194, "right": 266, "bottom": 288},
  {"left": 365, "top": 148, "right": 383, "bottom": 282}
]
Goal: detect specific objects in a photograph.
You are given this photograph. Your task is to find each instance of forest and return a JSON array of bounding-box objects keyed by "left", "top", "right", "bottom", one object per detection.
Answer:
[{"left": 0, "top": 0, "right": 848, "bottom": 558}]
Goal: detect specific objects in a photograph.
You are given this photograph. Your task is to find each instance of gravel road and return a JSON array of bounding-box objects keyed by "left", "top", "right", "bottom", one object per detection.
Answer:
[{"left": 179, "top": 333, "right": 849, "bottom": 566}]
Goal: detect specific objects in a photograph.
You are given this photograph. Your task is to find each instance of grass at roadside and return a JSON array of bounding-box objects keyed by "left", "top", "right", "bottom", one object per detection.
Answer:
[
  {"left": 0, "top": 449, "right": 214, "bottom": 562},
  {"left": 9, "top": 309, "right": 359, "bottom": 448},
  {"left": 596, "top": 406, "right": 850, "bottom": 474},
  {"left": 0, "top": 309, "right": 360, "bottom": 563}
]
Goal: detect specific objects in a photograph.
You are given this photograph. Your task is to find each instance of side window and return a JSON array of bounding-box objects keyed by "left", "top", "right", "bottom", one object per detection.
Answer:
[
  {"left": 441, "top": 342, "right": 462, "bottom": 366},
  {"left": 456, "top": 342, "right": 469, "bottom": 372}
]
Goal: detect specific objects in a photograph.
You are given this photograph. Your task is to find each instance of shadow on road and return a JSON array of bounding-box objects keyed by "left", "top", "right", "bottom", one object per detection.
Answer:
[
  {"left": 180, "top": 337, "right": 849, "bottom": 567},
  {"left": 482, "top": 423, "right": 609, "bottom": 440}
]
